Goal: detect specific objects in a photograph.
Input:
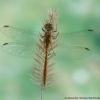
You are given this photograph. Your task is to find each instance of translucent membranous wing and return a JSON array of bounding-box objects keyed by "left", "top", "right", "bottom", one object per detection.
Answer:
[
  {"left": 0, "top": 25, "right": 95, "bottom": 58},
  {"left": 0, "top": 25, "right": 35, "bottom": 57},
  {"left": 59, "top": 28, "right": 94, "bottom": 59},
  {"left": 0, "top": 25, "right": 34, "bottom": 41},
  {"left": 0, "top": 42, "right": 34, "bottom": 57}
]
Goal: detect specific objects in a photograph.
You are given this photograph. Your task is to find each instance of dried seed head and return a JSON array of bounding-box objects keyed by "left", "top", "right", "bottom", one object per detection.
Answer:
[
  {"left": 43, "top": 10, "right": 57, "bottom": 31},
  {"left": 48, "top": 9, "right": 57, "bottom": 24}
]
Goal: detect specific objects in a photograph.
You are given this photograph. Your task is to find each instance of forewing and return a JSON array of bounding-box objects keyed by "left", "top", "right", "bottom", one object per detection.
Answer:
[
  {"left": 0, "top": 25, "right": 35, "bottom": 57},
  {"left": 0, "top": 25, "right": 34, "bottom": 41}
]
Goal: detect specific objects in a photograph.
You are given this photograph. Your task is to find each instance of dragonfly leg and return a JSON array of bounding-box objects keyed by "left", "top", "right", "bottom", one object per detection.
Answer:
[{"left": 42, "top": 28, "right": 46, "bottom": 32}]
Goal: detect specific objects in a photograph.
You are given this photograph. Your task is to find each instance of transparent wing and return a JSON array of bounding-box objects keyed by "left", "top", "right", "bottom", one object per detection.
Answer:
[
  {"left": 0, "top": 25, "right": 35, "bottom": 57},
  {"left": 0, "top": 42, "right": 35, "bottom": 57},
  {"left": 0, "top": 25, "right": 96, "bottom": 58},
  {"left": 59, "top": 28, "right": 95, "bottom": 59},
  {"left": 0, "top": 25, "right": 34, "bottom": 41}
]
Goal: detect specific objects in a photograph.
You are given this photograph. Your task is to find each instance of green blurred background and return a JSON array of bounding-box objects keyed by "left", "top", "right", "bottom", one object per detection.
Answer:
[{"left": 0, "top": 0, "right": 100, "bottom": 100}]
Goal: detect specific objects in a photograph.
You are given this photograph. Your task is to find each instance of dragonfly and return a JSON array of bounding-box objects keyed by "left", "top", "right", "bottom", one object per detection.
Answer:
[
  {"left": 0, "top": 15, "right": 97, "bottom": 100},
  {"left": 0, "top": 24, "right": 95, "bottom": 59}
]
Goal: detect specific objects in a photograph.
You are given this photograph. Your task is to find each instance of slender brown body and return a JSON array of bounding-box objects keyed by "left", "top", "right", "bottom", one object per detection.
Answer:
[
  {"left": 43, "top": 47, "right": 48, "bottom": 86},
  {"left": 42, "top": 24, "right": 54, "bottom": 87},
  {"left": 34, "top": 11, "right": 58, "bottom": 90},
  {"left": 41, "top": 14, "right": 58, "bottom": 87}
]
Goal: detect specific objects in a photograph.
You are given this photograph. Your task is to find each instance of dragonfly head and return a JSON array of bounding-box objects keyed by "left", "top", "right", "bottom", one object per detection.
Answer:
[{"left": 44, "top": 23, "right": 53, "bottom": 31}]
